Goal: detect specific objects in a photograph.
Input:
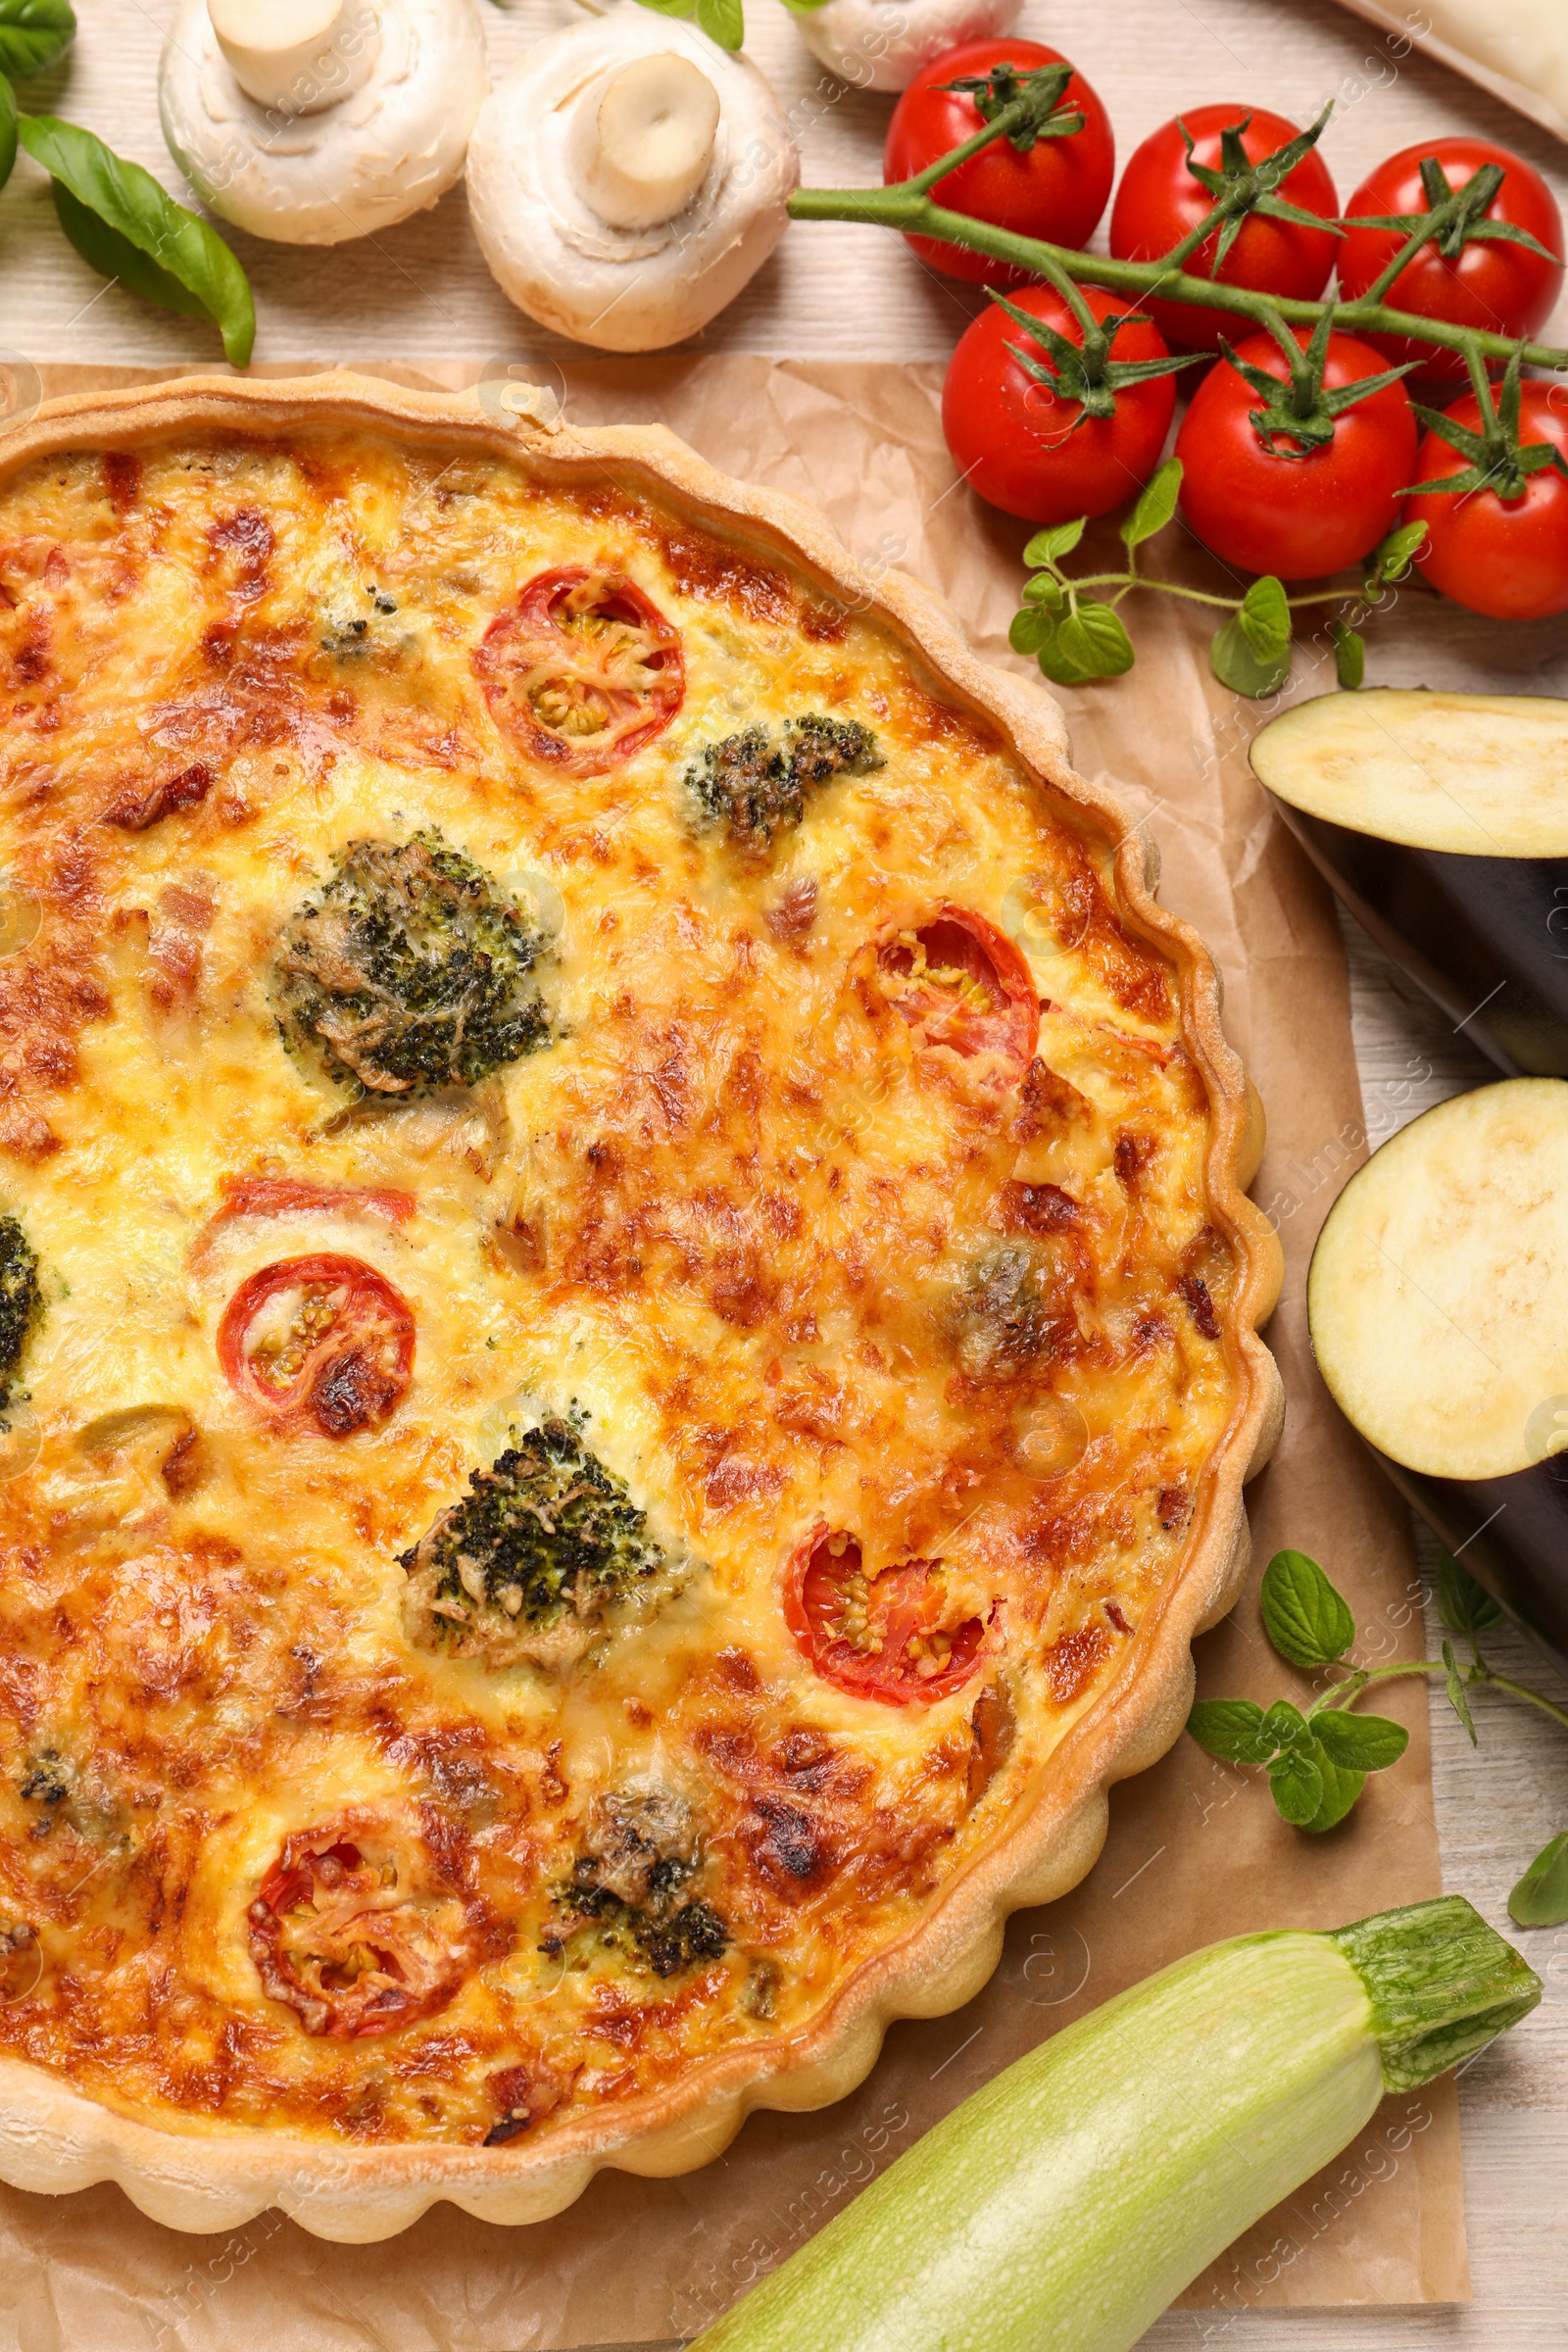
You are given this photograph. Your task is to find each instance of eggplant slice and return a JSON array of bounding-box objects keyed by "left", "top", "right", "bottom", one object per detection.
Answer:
[
  {"left": 1309, "top": 1079, "right": 1568, "bottom": 1662},
  {"left": 1251, "top": 690, "right": 1568, "bottom": 1079}
]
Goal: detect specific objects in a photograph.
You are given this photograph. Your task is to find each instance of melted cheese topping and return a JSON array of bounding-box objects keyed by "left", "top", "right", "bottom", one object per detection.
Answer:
[{"left": 0, "top": 430, "right": 1240, "bottom": 2147}]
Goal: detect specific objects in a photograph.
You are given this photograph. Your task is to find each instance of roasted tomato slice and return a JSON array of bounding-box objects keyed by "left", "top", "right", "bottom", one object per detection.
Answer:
[
  {"left": 217, "top": 1252, "right": 415, "bottom": 1437},
  {"left": 474, "top": 566, "right": 684, "bottom": 773},
  {"left": 876, "top": 905, "right": 1039, "bottom": 1081},
  {"left": 248, "top": 1826, "right": 474, "bottom": 2038},
  {"left": 785, "top": 1527, "right": 986, "bottom": 1706}
]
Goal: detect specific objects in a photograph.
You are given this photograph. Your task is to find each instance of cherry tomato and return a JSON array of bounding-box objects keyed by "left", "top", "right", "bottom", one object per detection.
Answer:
[
  {"left": 786, "top": 1527, "right": 986, "bottom": 1705},
  {"left": 1339, "top": 137, "right": 1564, "bottom": 387},
  {"left": 1175, "top": 328, "right": 1418, "bottom": 578},
  {"left": 884, "top": 39, "right": 1114, "bottom": 286},
  {"left": 218, "top": 1253, "right": 416, "bottom": 1438},
  {"left": 475, "top": 567, "right": 683, "bottom": 772},
  {"left": 942, "top": 283, "right": 1180, "bottom": 525},
  {"left": 1108, "top": 105, "right": 1339, "bottom": 350},
  {"left": 876, "top": 904, "right": 1039, "bottom": 1082},
  {"left": 1404, "top": 384, "right": 1568, "bottom": 619},
  {"left": 249, "top": 1822, "right": 475, "bottom": 2037}
]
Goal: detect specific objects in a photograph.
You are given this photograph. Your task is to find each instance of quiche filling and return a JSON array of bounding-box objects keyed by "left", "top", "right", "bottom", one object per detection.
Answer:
[{"left": 0, "top": 427, "right": 1243, "bottom": 2150}]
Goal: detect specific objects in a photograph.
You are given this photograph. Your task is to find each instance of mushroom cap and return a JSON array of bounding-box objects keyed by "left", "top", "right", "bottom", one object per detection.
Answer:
[
  {"left": 159, "top": 0, "right": 489, "bottom": 246},
  {"left": 466, "top": 5, "right": 800, "bottom": 354},
  {"left": 794, "top": 0, "right": 1023, "bottom": 91}
]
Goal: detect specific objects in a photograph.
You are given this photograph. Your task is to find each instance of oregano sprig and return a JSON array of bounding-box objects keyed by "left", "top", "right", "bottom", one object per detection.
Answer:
[{"left": 1189, "top": 1548, "right": 1568, "bottom": 1923}]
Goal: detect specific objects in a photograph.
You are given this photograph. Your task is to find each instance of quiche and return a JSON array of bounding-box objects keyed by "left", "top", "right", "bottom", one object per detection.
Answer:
[{"left": 0, "top": 375, "right": 1282, "bottom": 2239}]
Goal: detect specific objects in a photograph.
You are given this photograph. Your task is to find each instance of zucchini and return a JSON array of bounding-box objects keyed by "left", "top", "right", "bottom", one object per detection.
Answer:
[
  {"left": 693, "top": 1897, "right": 1537, "bottom": 2352},
  {"left": 1308, "top": 1078, "right": 1568, "bottom": 1663},
  {"left": 1250, "top": 689, "right": 1568, "bottom": 1080}
]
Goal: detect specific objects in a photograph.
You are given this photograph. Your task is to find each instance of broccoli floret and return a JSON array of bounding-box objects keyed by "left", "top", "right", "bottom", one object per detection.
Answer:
[
  {"left": 545, "top": 1790, "right": 728, "bottom": 1979},
  {"left": 0, "top": 1215, "right": 39, "bottom": 1414},
  {"left": 954, "top": 1247, "right": 1053, "bottom": 1380},
  {"left": 685, "top": 713, "right": 881, "bottom": 853},
  {"left": 272, "top": 830, "right": 548, "bottom": 1098},
  {"left": 400, "top": 1417, "right": 664, "bottom": 1673}
]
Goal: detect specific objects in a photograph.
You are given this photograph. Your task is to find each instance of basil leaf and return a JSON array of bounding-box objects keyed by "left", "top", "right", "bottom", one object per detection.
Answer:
[
  {"left": 1509, "top": 1834, "right": 1568, "bottom": 1928},
  {"left": 1259, "top": 1548, "right": 1356, "bottom": 1669},
  {"left": 1268, "top": 1744, "right": 1324, "bottom": 1826},
  {"left": 1238, "top": 573, "right": 1292, "bottom": 662},
  {"left": 18, "top": 114, "right": 255, "bottom": 366},
  {"left": 1300, "top": 1742, "right": 1365, "bottom": 1834},
  {"left": 1311, "top": 1709, "right": 1408, "bottom": 1771},
  {"left": 54, "top": 184, "right": 214, "bottom": 323},
  {"left": 1022, "top": 516, "right": 1086, "bottom": 566},
  {"left": 1210, "top": 612, "right": 1291, "bottom": 698},
  {"left": 0, "top": 74, "right": 14, "bottom": 197},
  {"left": 695, "top": 0, "right": 744, "bottom": 47},
  {"left": 1054, "top": 596, "right": 1134, "bottom": 679},
  {"left": 1119, "top": 459, "right": 1182, "bottom": 548},
  {"left": 1187, "top": 1697, "right": 1271, "bottom": 1765},
  {"left": 1331, "top": 617, "right": 1364, "bottom": 691},
  {"left": 0, "top": 0, "right": 74, "bottom": 79},
  {"left": 1438, "top": 1549, "right": 1504, "bottom": 1642}
]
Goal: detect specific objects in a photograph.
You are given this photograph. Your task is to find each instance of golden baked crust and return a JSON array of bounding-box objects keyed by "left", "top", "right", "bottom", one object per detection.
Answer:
[{"left": 0, "top": 373, "right": 1282, "bottom": 2239}]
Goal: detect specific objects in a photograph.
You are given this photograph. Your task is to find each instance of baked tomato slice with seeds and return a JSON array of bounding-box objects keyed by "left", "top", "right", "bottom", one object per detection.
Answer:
[
  {"left": 786, "top": 1527, "right": 986, "bottom": 1705},
  {"left": 248, "top": 1827, "right": 474, "bottom": 2038},
  {"left": 877, "top": 905, "right": 1038, "bottom": 1081},
  {"left": 475, "top": 566, "right": 683, "bottom": 773},
  {"left": 218, "top": 1253, "right": 415, "bottom": 1438}
]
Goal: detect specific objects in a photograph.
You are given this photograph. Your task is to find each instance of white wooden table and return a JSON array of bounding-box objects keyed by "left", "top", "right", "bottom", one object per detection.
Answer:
[{"left": 4, "top": 0, "right": 1567, "bottom": 2342}]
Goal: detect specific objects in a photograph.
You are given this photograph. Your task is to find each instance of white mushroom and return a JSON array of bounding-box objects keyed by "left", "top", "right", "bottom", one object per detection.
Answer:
[
  {"left": 158, "top": 0, "right": 489, "bottom": 246},
  {"left": 466, "top": 5, "right": 799, "bottom": 354},
  {"left": 793, "top": 0, "right": 1023, "bottom": 93}
]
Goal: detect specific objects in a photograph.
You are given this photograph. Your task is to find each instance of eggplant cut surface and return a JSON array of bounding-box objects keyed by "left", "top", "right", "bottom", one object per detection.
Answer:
[
  {"left": 1308, "top": 1080, "right": 1568, "bottom": 1483},
  {"left": 1250, "top": 688, "right": 1568, "bottom": 857},
  {"left": 1252, "top": 691, "right": 1568, "bottom": 1079}
]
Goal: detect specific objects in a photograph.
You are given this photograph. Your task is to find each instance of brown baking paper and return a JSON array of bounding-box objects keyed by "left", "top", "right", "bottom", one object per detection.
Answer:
[{"left": 0, "top": 360, "right": 1464, "bottom": 2350}]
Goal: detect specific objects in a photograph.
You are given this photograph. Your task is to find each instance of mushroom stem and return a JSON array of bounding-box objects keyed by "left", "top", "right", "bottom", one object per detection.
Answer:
[
  {"left": 574, "top": 52, "right": 721, "bottom": 231},
  {"left": 208, "top": 0, "right": 380, "bottom": 116}
]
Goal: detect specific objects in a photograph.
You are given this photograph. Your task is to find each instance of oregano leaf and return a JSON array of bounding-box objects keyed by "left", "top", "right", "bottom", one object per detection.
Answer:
[
  {"left": 1438, "top": 1549, "right": 1504, "bottom": 1642},
  {"left": 1260, "top": 1696, "right": 1314, "bottom": 1753},
  {"left": 1119, "top": 459, "right": 1182, "bottom": 548},
  {"left": 1311, "top": 1709, "right": 1408, "bottom": 1771},
  {"left": 1509, "top": 1834, "right": 1568, "bottom": 1928},
  {"left": 1008, "top": 606, "right": 1053, "bottom": 656},
  {"left": 1035, "top": 623, "right": 1095, "bottom": 687},
  {"left": 1259, "top": 1548, "right": 1356, "bottom": 1669},
  {"left": 1210, "top": 612, "right": 1291, "bottom": 698},
  {"left": 1331, "top": 617, "right": 1364, "bottom": 690},
  {"left": 1187, "top": 1697, "right": 1272, "bottom": 1765},
  {"left": 1268, "top": 1743, "right": 1324, "bottom": 1826},
  {"left": 1300, "top": 1742, "right": 1365, "bottom": 1834},
  {"left": 1054, "top": 596, "right": 1134, "bottom": 679},
  {"left": 1444, "top": 1637, "right": 1478, "bottom": 1745},
  {"left": 1022, "top": 516, "right": 1086, "bottom": 566},
  {"left": 1237, "top": 573, "right": 1292, "bottom": 662}
]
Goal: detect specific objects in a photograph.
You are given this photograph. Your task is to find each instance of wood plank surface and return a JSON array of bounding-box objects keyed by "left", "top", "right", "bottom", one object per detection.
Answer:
[{"left": 2, "top": 0, "right": 1567, "bottom": 2344}]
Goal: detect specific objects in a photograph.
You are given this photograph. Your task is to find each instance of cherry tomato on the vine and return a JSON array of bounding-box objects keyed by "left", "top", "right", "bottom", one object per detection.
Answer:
[
  {"left": 943, "top": 283, "right": 1180, "bottom": 525},
  {"left": 1108, "top": 105, "right": 1340, "bottom": 350},
  {"left": 885, "top": 39, "right": 1114, "bottom": 286},
  {"left": 1339, "top": 137, "right": 1565, "bottom": 387},
  {"left": 1404, "top": 384, "right": 1568, "bottom": 619},
  {"left": 1175, "top": 328, "right": 1418, "bottom": 578}
]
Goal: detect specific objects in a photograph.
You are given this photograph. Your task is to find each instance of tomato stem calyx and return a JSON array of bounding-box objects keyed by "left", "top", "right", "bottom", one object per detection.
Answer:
[
  {"left": 933, "top": 60, "right": 1083, "bottom": 158},
  {"left": 1221, "top": 304, "right": 1418, "bottom": 456},
  {"left": 1349, "top": 158, "right": 1559, "bottom": 305},
  {"left": 989, "top": 283, "right": 1204, "bottom": 424},
  {"left": 1167, "top": 106, "right": 1341, "bottom": 275},
  {"left": 1400, "top": 343, "right": 1568, "bottom": 505}
]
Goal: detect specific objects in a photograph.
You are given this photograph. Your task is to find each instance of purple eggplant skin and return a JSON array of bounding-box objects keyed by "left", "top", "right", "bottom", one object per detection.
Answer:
[
  {"left": 1269, "top": 797, "right": 1568, "bottom": 1080},
  {"left": 1372, "top": 1445, "right": 1568, "bottom": 1671}
]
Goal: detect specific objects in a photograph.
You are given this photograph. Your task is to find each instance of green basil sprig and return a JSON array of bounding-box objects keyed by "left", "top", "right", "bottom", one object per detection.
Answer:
[
  {"left": 0, "top": 73, "right": 16, "bottom": 198},
  {"left": 0, "top": 0, "right": 75, "bottom": 82},
  {"left": 17, "top": 115, "right": 255, "bottom": 366}
]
